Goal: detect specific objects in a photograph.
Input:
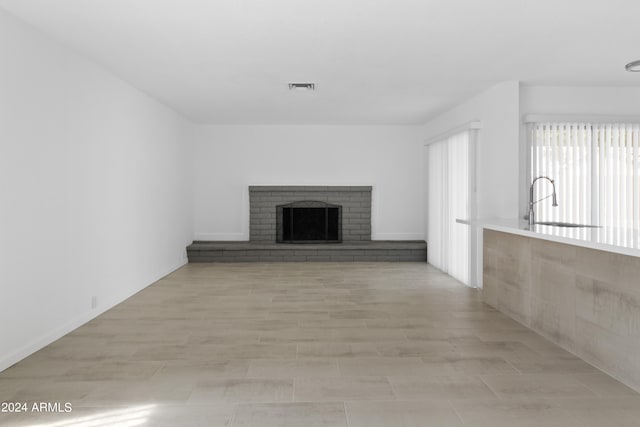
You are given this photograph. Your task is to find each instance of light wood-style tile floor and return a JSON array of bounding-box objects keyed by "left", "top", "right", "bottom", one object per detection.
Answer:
[{"left": 1, "top": 262, "right": 638, "bottom": 426}]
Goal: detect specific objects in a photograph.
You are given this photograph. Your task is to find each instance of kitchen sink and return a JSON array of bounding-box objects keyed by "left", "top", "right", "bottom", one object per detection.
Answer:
[{"left": 534, "top": 221, "right": 601, "bottom": 228}]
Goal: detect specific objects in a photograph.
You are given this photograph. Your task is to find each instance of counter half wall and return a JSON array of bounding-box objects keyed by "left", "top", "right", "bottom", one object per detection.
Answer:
[{"left": 483, "top": 227, "right": 640, "bottom": 392}]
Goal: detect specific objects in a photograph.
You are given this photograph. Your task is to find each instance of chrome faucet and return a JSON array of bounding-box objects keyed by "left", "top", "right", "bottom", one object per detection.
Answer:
[{"left": 528, "top": 176, "right": 558, "bottom": 225}]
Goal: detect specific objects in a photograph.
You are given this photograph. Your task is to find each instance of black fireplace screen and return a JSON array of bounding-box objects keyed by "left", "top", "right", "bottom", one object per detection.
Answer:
[{"left": 276, "top": 201, "right": 342, "bottom": 243}]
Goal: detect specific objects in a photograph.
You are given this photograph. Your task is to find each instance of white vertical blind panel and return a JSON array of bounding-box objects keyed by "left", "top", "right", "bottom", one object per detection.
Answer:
[
  {"left": 533, "top": 123, "right": 592, "bottom": 225},
  {"left": 427, "top": 132, "right": 470, "bottom": 285},
  {"left": 551, "top": 123, "right": 558, "bottom": 222},
  {"left": 447, "top": 132, "right": 470, "bottom": 285},
  {"left": 632, "top": 124, "right": 636, "bottom": 244},
  {"left": 604, "top": 123, "right": 640, "bottom": 246},
  {"left": 427, "top": 141, "right": 445, "bottom": 270}
]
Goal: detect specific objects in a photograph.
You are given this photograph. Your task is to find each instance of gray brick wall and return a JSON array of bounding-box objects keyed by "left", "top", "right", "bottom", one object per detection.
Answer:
[{"left": 249, "top": 186, "right": 372, "bottom": 242}]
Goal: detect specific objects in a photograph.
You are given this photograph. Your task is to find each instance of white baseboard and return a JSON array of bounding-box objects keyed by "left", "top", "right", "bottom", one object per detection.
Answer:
[
  {"left": 0, "top": 260, "right": 187, "bottom": 373},
  {"left": 193, "top": 232, "right": 248, "bottom": 241},
  {"left": 373, "top": 232, "right": 425, "bottom": 241},
  {"left": 0, "top": 306, "right": 100, "bottom": 373}
]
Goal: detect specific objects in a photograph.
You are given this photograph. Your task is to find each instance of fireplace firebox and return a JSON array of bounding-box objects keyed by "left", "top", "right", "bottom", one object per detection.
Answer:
[{"left": 276, "top": 201, "right": 342, "bottom": 243}]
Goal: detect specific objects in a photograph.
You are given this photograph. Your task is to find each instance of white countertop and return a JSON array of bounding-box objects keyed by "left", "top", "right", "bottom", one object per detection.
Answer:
[{"left": 457, "top": 218, "right": 640, "bottom": 258}]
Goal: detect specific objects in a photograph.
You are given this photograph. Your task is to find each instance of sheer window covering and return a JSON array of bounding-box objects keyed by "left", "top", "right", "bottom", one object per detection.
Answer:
[{"left": 427, "top": 131, "right": 470, "bottom": 285}]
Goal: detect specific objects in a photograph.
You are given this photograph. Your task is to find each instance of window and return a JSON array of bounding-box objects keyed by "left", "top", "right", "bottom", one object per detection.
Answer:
[{"left": 530, "top": 122, "right": 640, "bottom": 246}]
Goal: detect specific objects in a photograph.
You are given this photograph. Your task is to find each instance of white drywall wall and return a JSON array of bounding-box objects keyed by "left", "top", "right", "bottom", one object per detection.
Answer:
[
  {"left": 193, "top": 125, "right": 425, "bottom": 241},
  {"left": 0, "top": 9, "right": 193, "bottom": 371}
]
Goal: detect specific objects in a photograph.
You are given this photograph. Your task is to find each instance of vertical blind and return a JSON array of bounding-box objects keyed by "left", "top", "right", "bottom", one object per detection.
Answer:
[
  {"left": 427, "top": 131, "right": 470, "bottom": 285},
  {"left": 531, "top": 122, "right": 640, "bottom": 246}
]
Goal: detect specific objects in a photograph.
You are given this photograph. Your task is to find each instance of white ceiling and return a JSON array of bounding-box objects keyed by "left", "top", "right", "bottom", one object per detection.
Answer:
[{"left": 1, "top": 0, "right": 639, "bottom": 124}]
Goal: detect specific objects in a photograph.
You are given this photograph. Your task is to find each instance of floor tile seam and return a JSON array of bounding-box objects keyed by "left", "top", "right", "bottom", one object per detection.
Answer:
[
  {"left": 447, "top": 399, "right": 471, "bottom": 427},
  {"left": 336, "top": 358, "right": 344, "bottom": 377},
  {"left": 343, "top": 400, "right": 351, "bottom": 427},
  {"left": 569, "top": 370, "right": 640, "bottom": 398},
  {"left": 502, "top": 358, "right": 524, "bottom": 374},
  {"left": 529, "top": 372, "right": 602, "bottom": 397},
  {"left": 384, "top": 375, "right": 400, "bottom": 400},
  {"left": 558, "top": 373, "right": 621, "bottom": 398},
  {"left": 482, "top": 374, "right": 609, "bottom": 402},
  {"left": 400, "top": 328, "right": 411, "bottom": 341},
  {"left": 577, "top": 382, "right": 612, "bottom": 399},
  {"left": 187, "top": 397, "right": 296, "bottom": 406},
  {"left": 227, "top": 402, "right": 240, "bottom": 427},
  {"left": 475, "top": 374, "right": 502, "bottom": 400},
  {"left": 554, "top": 401, "right": 591, "bottom": 427}
]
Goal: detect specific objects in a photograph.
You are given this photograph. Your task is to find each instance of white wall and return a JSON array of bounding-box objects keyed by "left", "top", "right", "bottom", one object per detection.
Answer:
[
  {"left": 193, "top": 125, "right": 424, "bottom": 241},
  {"left": 422, "top": 81, "right": 521, "bottom": 220},
  {"left": 521, "top": 85, "right": 640, "bottom": 116},
  {"left": 0, "top": 9, "right": 193, "bottom": 371}
]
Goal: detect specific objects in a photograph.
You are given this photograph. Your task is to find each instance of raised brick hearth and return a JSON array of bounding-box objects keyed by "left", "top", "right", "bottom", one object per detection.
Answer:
[
  {"left": 187, "top": 185, "right": 427, "bottom": 262},
  {"left": 188, "top": 241, "right": 427, "bottom": 262}
]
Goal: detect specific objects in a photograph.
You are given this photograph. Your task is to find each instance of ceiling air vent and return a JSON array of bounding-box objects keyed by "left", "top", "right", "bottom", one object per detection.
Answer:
[
  {"left": 288, "top": 83, "right": 316, "bottom": 91},
  {"left": 626, "top": 60, "right": 640, "bottom": 72}
]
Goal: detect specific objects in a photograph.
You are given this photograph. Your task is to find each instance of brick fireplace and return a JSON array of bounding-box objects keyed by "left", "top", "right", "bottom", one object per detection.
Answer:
[
  {"left": 186, "top": 185, "right": 426, "bottom": 262},
  {"left": 249, "top": 186, "right": 371, "bottom": 242}
]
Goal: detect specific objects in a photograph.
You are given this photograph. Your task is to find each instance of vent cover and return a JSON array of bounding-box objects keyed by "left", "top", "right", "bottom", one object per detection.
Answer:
[
  {"left": 288, "top": 83, "right": 316, "bottom": 91},
  {"left": 626, "top": 60, "right": 640, "bottom": 72}
]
